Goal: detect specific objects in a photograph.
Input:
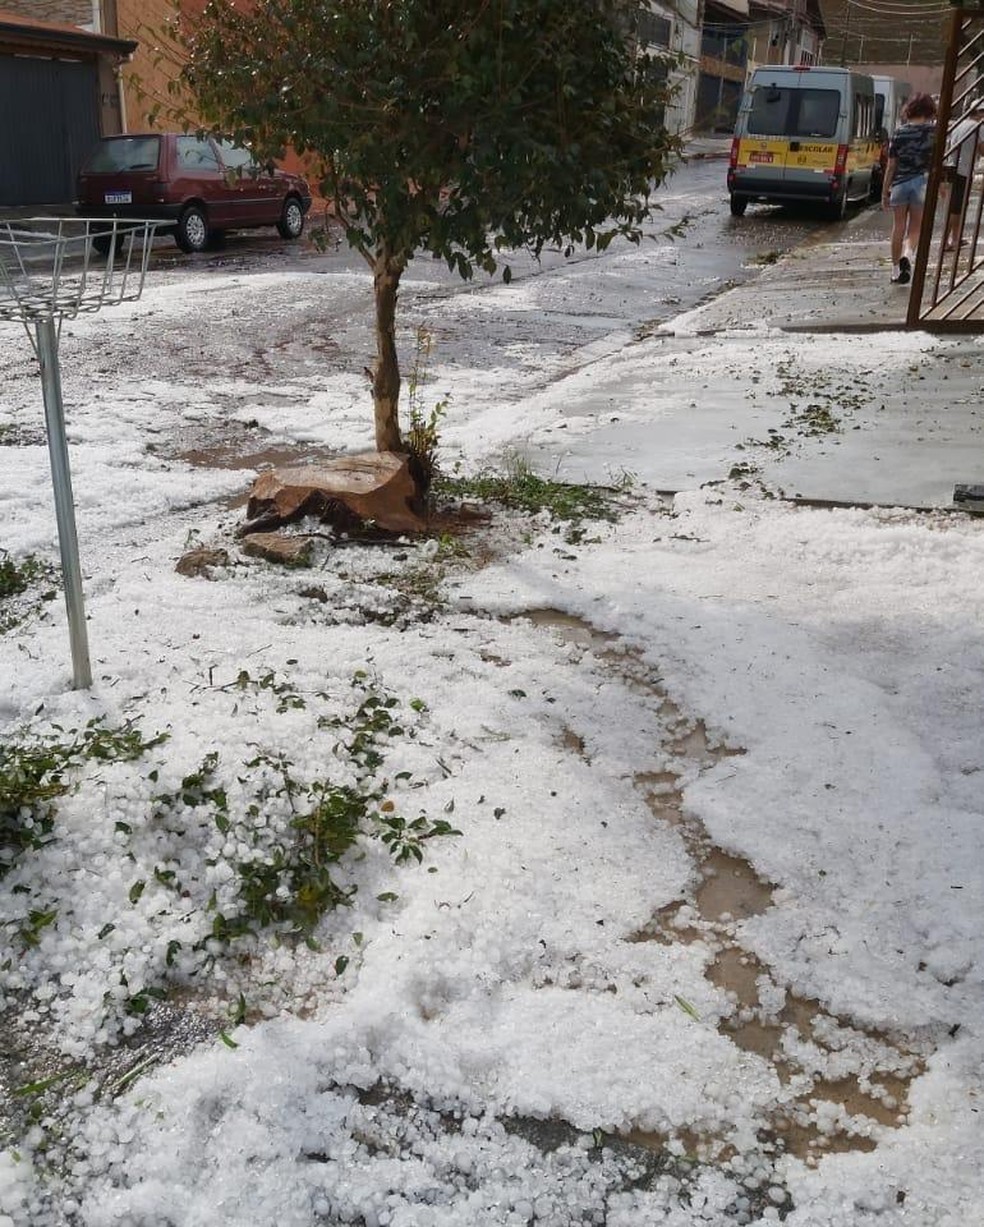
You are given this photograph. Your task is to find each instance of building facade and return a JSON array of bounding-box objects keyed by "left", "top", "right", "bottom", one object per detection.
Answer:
[
  {"left": 0, "top": 3, "right": 134, "bottom": 204},
  {"left": 696, "top": 0, "right": 826, "bottom": 132},
  {"left": 635, "top": 0, "right": 703, "bottom": 136}
]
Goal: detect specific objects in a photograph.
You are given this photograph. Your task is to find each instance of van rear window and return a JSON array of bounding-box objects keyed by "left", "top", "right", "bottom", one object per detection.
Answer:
[
  {"left": 84, "top": 137, "right": 161, "bottom": 173},
  {"left": 747, "top": 87, "right": 840, "bottom": 138}
]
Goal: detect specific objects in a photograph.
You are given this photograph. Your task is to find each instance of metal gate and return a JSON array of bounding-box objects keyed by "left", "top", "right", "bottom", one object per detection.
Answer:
[
  {"left": 0, "top": 55, "right": 100, "bottom": 207},
  {"left": 908, "top": 6, "right": 984, "bottom": 329}
]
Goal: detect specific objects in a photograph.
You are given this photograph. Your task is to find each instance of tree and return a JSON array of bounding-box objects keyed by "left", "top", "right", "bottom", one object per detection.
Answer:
[{"left": 171, "top": 0, "right": 678, "bottom": 454}]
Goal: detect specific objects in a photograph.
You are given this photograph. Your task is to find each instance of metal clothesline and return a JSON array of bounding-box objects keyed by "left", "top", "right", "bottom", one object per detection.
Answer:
[{"left": 0, "top": 218, "right": 160, "bottom": 689}]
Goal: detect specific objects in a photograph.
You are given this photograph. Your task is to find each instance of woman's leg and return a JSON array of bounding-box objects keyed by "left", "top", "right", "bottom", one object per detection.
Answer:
[
  {"left": 891, "top": 205, "right": 908, "bottom": 264},
  {"left": 906, "top": 205, "right": 925, "bottom": 259}
]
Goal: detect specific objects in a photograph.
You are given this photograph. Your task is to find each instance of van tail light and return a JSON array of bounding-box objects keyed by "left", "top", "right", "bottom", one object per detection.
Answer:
[
  {"left": 834, "top": 144, "right": 849, "bottom": 175},
  {"left": 729, "top": 136, "right": 740, "bottom": 170}
]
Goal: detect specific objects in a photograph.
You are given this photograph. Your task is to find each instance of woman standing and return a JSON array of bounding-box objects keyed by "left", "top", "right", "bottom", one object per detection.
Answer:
[{"left": 881, "top": 93, "right": 939, "bottom": 285}]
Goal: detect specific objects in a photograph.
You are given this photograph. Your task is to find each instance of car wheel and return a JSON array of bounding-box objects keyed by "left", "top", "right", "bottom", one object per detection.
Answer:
[
  {"left": 176, "top": 205, "right": 209, "bottom": 253},
  {"left": 729, "top": 194, "right": 748, "bottom": 217},
  {"left": 277, "top": 196, "right": 305, "bottom": 240},
  {"left": 92, "top": 228, "right": 128, "bottom": 257}
]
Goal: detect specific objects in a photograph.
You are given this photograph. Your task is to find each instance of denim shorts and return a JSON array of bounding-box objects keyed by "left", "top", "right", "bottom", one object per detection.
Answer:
[{"left": 890, "top": 173, "right": 927, "bottom": 208}]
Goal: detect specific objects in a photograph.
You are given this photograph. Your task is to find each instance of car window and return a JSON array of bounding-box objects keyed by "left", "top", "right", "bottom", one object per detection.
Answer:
[
  {"left": 747, "top": 87, "right": 839, "bottom": 138},
  {"left": 217, "top": 141, "right": 259, "bottom": 173},
  {"left": 85, "top": 136, "right": 161, "bottom": 173},
  {"left": 176, "top": 137, "right": 221, "bottom": 171}
]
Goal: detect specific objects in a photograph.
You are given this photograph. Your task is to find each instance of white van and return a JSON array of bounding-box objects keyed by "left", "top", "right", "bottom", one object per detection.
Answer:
[
  {"left": 728, "top": 65, "right": 881, "bottom": 219},
  {"left": 871, "top": 75, "right": 913, "bottom": 190}
]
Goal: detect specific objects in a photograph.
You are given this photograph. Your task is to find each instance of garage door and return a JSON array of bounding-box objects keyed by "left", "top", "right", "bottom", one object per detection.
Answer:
[{"left": 0, "top": 55, "right": 100, "bottom": 206}]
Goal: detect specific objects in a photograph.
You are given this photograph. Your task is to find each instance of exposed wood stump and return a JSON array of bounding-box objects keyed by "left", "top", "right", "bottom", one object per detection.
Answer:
[{"left": 241, "top": 452, "right": 425, "bottom": 536}]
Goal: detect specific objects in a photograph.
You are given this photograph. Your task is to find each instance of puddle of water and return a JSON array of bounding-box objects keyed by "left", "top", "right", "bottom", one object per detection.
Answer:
[
  {"left": 703, "top": 944, "right": 917, "bottom": 1159},
  {"left": 696, "top": 850, "right": 775, "bottom": 922},
  {"left": 622, "top": 1125, "right": 719, "bottom": 1163},
  {"left": 523, "top": 607, "right": 617, "bottom": 649},
  {"left": 669, "top": 720, "right": 744, "bottom": 764},
  {"left": 634, "top": 769, "right": 681, "bottom": 796},
  {"left": 706, "top": 945, "right": 765, "bottom": 1005},
  {"left": 635, "top": 770, "right": 688, "bottom": 829},
  {"left": 771, "top": 1116, "right": 879, "bottom": 1160},
  {"left": 802, "top": 1076, "right": 910, "bottom": 1129},
  {"left": 626, "top": 899, "right": 703, "bottom": 946}
]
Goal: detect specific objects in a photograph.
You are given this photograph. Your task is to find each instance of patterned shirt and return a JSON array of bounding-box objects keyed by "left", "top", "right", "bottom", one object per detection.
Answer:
[{"left": 889, "top": 122, "right": 937, "bottom": 184}]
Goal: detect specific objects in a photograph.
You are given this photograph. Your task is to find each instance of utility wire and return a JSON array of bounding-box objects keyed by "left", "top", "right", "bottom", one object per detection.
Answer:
[{"left": 842, "top": 0, "right": 950, "bottom": 9}]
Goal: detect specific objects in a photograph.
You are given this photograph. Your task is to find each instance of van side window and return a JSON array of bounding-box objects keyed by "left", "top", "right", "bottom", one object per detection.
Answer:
[{"left": 853, "top": 96, "right": 875, "bottom": 139}]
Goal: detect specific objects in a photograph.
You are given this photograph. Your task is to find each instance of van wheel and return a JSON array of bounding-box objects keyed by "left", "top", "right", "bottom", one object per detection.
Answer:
[
  {"left": 729, "top": 195, "right": 748, "bottom": 217},
  {"left": 176, "top": 205, "right": 209, "bottom": 253},
  {"left": 277, "top": 196, "right": 305, "bottom": 240},
  {"left": 826, "top": 190, "right": 849, "bottom": 222}
]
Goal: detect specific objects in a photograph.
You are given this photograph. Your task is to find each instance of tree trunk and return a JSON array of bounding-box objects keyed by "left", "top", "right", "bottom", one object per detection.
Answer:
[{"left": 372, "top": 252, "right": 406, "bottom": 452}]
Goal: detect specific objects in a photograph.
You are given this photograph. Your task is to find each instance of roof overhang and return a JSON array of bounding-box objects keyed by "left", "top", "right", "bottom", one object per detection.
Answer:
[
  {"left": 0, "top": 10, "right": 136, "bottom": 58},
  {"left": 704, "top": 0, "right": 750, "bottom": 17}
]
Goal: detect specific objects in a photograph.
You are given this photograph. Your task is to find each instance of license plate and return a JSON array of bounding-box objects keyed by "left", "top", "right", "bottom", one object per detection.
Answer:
[{"left": 104, "top": 191, "right": 132, "bottom": 205}]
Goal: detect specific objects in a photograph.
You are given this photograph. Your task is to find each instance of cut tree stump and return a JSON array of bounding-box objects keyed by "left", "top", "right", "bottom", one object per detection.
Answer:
[{"left": 241, "top": 452, "right": 425, "bottom": 536}]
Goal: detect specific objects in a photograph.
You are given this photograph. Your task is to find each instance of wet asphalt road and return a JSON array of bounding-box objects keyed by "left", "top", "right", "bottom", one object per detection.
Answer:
[{"left": 141, "top": 157, "right": 872, "bottom": 330}]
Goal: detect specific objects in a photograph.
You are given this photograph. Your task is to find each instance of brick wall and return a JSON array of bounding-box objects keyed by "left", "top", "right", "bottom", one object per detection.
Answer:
[
  {"left": 114, "top": 0, "right": 320, "bottom": 197},
  {"left": 115, "top": 0, "right": 199, "bottom": 131},
  {"left": 0, "top": 0, "right": 94, "bottom": 26}
]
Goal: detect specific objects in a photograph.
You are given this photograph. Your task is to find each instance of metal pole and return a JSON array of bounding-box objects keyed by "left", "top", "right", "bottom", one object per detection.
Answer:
[
  {"left": 907, "top": 7, "right": 963, "bottom": 327},
  {"left": 840, "top": 0, "right": 852, "bottom": 65},
  {"left": 35, "top": 317, "right": 92, "bottom": 689}
]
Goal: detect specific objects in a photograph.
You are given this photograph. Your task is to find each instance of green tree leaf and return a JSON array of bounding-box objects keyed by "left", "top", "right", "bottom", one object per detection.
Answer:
[{"left": 169, "top": 0, "right": 678, "bottom": 453}]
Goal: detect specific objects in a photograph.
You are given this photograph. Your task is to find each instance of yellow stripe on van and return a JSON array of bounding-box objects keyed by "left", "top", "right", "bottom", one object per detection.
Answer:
[
  {"left": 735, "top": 138, "right": 841, "bottom": 173},
  {"left": 735, "top": 138, "right": 787, "bottom": 168},
  {"left": 737, "top": 137, "right": 880, "bottom": 175},
  {"left": 787, "top": 143, "right": 838, "bottom": 171}
]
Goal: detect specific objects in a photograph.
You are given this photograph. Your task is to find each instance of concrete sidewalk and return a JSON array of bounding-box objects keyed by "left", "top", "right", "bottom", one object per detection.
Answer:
[
  {"left": 669, "top": 209, "right": 984, "bottom": 509},
  {"left": 676, "top": 201, "right": 913, "bottom": 333},
  {"left": 533, "top": 202, "right": 984, "bottom": 511}
]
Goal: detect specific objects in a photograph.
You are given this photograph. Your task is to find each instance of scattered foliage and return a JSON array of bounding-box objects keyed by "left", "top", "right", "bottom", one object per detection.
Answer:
[
  {"left": 3, "top": 673, "right": 461, "bottom": 1044},
  {"left": 0, "top": 550, "right": 57, "bottom": 632},
  {"left": 437, "top": 458, "right": 633, "bottom": 542},
  {"left": 0, "top": 719, "right": 167, "bottom": 880}
]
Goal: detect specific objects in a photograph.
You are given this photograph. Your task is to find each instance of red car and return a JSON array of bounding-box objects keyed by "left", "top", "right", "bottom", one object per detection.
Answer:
[{"left": 76, "top": 133, "right": 312, "bottom": 254}]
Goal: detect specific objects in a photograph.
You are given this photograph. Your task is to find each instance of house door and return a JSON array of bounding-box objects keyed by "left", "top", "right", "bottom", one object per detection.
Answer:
[{"left": 0, "top": 55, "right": 101, "bottom": 206}]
